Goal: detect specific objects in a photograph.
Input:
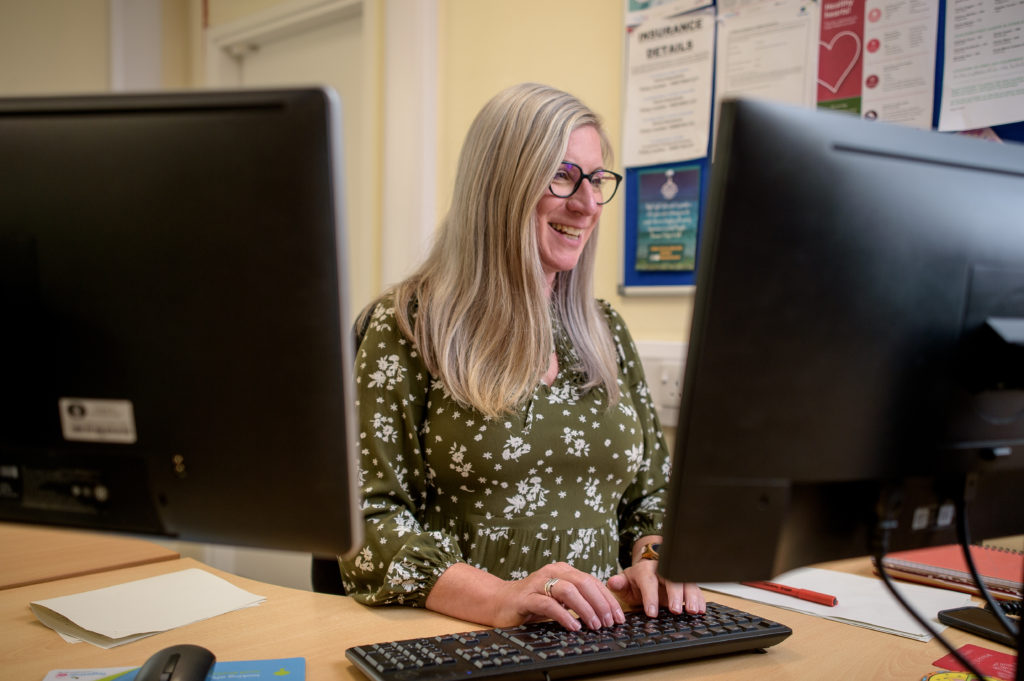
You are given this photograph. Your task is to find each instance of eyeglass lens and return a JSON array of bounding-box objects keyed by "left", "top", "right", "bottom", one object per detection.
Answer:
[{"left": 550, "top": 162, "right": 621, "bottom": 204}]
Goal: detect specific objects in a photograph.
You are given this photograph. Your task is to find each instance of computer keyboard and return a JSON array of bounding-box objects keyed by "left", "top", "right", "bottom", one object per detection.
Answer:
[{"left": 346, "top": 602, "right": 792, "bottom": 681}]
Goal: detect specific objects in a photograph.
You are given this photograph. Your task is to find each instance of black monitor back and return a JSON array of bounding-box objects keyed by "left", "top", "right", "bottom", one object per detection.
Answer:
[
  {"left": 662, "top": 98, "right": 1024, "bottom": 583},
  {"left": 0, "top": 88, "right": 362, "bottom": 557}
]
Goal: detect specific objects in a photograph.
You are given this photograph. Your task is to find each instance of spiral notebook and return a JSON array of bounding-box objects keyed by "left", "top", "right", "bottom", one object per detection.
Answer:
[{"left": 877, "top": 544, "right": 1023, "bottom": 600}]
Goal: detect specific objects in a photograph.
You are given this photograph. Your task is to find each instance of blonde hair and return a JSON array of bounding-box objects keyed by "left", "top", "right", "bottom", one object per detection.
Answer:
[{"left": 389, "top": 83, "right": 620, "bottom": 417}]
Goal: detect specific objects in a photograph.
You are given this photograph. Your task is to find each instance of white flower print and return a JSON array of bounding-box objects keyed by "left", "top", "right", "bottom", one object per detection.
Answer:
[
  {"left": 566, "top": 528, "right": 598, "bottom": 562},
  {"left": 479, "top": 526, "right": 511, "bottom": 541},
  {"left": 503, "top": 476, "right": 548, "bottom": 516},
  {"left": 547, "top": 383, "right": 579, "bottom": 405},
  {"left": 562, "top": 427, "right": 590, "bottom": 457},
  {"left": 367, "top": 305, "right": 394, "bottom": 337},
  {"left": 501, "top": 435, "right": 531, "bottom": 462},
  {"left": 353, "top": 545, "right": 374, "bottom": 572},
  {"left": 386, "top": 560, "right": 421, "bottom": 592},
  {"left": 624, "top": 443, "right": 646, "bottom": 474},
  {"left": 393, "top": 513, "right": 418, "bottom": 537},
  {"left": 449, "top": 443, "right": 473, "bottom": 477},
  {"left": 582, "top": 477, "right": 604, "bottom": 513},
  {"left": 372, "top": 412, "right": 397, "bottom": 443},
  {"left": 368, "top": 354, "right": 406, "bottom": 391}
]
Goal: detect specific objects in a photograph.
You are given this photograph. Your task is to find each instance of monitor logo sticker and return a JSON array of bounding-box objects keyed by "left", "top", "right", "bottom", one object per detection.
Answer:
[{"left": 58, "top": 398, "right": 138, "bottom": 444}]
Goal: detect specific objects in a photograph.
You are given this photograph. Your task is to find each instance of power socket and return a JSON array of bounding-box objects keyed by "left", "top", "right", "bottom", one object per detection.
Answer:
[{"left": 636, "top": 341, "right": 687, "bottom": 428}]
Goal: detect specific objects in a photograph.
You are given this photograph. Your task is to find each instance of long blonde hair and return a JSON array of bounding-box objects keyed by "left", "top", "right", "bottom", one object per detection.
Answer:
[{"left": 390, "top": 83, "right": 620, "bottom": 417}]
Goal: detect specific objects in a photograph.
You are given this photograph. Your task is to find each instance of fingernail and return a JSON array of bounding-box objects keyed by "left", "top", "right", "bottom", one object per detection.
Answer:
[
  {"left": 615, "top": 608, "right": 625, "bottom": 623},
  {"left": 671, "top": 599, "right": 683, "bottom": 613},
  {"left": 590, "top": 617, "right": 601, "bottom": 629},
  {"left": 646, "top": 604, "right": 658, "bottom": 617},
  {"left": 603, "top": 613, "right": 614, "bottom": 627}
]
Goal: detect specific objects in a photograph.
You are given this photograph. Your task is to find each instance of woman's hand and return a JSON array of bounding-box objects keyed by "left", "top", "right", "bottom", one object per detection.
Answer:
[
  {"left": 496, "top": 562, "right": 628, "bottom": 631},
  {"left": 606, "top": 536, "right": 706, "bottom": 618},
  {"left": 425, "top": 561, "right": 626, "bottom": 632}
]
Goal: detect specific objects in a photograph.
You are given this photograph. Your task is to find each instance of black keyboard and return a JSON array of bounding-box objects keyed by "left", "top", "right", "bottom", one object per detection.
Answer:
[{"left": 346, "top": 602, "right": 792, "bottom": 681}]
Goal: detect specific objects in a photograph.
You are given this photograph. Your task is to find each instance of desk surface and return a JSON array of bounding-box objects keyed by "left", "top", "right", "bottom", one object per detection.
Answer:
[
  {"left": 0, "top": 556, "right": 1015, "bottom": 681},
  {"left": 0, "top": 522, "right": 179, "bottom": 590}
]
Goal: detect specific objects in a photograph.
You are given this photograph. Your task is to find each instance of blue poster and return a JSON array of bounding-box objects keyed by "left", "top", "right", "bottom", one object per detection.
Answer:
[{"left": 634, "top": 164, "right": 701, "bottom": 272}]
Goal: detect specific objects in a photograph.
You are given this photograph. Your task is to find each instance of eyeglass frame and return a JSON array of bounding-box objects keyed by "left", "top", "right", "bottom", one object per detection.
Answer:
[{"left": 548, "top": 161, "right": 623, "bottom": 205}]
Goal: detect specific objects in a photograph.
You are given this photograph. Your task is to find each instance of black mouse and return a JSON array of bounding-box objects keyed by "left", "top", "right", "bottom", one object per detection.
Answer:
[{"left": 135, "top": 644, "right": 216, "bottom": 681}]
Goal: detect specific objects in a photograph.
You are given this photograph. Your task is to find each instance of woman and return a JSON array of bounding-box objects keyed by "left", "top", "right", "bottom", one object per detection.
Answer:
[{"left": 339, "top": 83, "right": 704, "bottom": 631}]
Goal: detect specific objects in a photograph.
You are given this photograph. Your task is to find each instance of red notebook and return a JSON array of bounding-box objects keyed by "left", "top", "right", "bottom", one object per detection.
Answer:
[{"left": 877, "top": 544, "right": 1023, "bottom": 600}]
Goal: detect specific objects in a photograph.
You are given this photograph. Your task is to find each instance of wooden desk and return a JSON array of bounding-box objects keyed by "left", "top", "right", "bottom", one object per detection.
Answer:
[
  {"left": 0, "top": 522, "right": 179, "bottom": 590},
  {"left": 0, "top": 556, "right": 1015, "bottom": 681}
]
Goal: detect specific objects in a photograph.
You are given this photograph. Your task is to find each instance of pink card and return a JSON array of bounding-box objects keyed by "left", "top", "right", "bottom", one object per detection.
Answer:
[{"left": 933, "top": 644, "right": 1018, "bottom": 681}]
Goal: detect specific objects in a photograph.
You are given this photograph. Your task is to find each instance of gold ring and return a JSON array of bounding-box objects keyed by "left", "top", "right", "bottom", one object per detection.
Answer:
[{"left": 543, "top": 577, "right": 560, "bottom": 598}]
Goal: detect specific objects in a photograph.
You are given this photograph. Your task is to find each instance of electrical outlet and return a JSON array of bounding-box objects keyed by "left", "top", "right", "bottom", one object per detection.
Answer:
[{"left": 636, "top": 341, "right": 687, "bottom": 428}]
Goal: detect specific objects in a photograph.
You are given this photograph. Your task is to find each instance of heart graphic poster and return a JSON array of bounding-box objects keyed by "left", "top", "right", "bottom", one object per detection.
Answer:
[{"left": 818, "top": 0, "right": 865, "bottom": 113}]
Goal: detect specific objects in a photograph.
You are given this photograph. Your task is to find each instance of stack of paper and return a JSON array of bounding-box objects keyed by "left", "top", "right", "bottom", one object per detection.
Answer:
[
  {"left": 30, "top": 568, "right": 266, "bottom": 648},
  {"left": 703, "top": 566, "right": 974, "bottom": 641}
]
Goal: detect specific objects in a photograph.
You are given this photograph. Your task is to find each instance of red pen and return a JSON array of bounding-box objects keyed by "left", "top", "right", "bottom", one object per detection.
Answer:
[{"left": 740, "top": 580, "right": 839, "bottom": 607}]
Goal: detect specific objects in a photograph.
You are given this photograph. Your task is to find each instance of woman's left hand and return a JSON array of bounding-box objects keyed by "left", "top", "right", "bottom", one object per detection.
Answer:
[{"left": 606, "top": 537, "right": 706, "bottom": 618}]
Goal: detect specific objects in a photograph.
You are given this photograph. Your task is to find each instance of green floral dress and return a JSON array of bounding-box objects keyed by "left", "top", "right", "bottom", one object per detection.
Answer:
[{"left": 338, "top": 297, "right": 671, "bottom": 607}]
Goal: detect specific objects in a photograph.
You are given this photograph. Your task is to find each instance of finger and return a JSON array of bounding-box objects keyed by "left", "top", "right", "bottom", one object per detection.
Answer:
[
  {"left": 635, "top": 569, "right": 661, "bottom": 618},
  {"left": 573, "top": 574, "right": 625, "bottom": 627},
  {"left": 606, "top": 573, "right": 641, "bottom": 614},
  {"left": 547, "top": 577, "right": 604, "bottom": 630},
  {"left": 663, "top": 579, "right": 687, "bottom": 614},
  {"left": 606, "top": 573, "right": 627, "bottom": 592},
  {"left": 530, "top": 591, "right": 583, "bottom": 632},
  {"left": 683, "top": 582, "right": 706, "bottom": 613}
]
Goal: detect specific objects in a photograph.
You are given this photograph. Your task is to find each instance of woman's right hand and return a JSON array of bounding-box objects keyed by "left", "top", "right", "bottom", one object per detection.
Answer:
[{"left": 425, "top": 561, "right": 626, "bottom": 631}]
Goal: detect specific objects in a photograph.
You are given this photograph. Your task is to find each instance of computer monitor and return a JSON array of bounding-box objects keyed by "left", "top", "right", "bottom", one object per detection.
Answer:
[
  {"left": 661, "top": 98, "right": 1024, "bottom": 584},
  {"left": 0, "top": 88, "right": 362, "bottom": 558}
]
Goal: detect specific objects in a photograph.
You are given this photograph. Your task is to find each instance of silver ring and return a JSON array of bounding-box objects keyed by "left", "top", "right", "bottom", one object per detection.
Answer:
[{"left": 543, "top": 577, "right": 560, "bottom": 598}]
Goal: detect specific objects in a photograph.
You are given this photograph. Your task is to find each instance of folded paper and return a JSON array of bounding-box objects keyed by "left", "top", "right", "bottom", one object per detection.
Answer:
[{"left": 31, "top": 568, "right": 265, "bottom": 648}]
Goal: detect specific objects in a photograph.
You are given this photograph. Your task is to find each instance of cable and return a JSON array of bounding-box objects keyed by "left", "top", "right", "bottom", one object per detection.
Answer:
[
  {"left": 870, "top": 488, "right": 991, "bottom": 681},
  {"left": 874, "top": 538, "right": 989, "bottom": 681},
  {"left": 953, "top": 495, "right": 1019, "bottom": 640}
]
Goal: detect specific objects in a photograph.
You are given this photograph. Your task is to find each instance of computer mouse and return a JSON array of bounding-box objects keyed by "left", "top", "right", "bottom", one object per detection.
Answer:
[{"left": 135, "top": 644, "right": 216, "bottom": 681}]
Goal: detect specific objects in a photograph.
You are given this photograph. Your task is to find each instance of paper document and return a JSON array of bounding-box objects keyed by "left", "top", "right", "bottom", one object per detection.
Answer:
[
  {"left": 703, "top": 566, "right": 974, "bottom": 641},
  {"left": 31, "top": 568, "right": 265, "bottom": 648}
]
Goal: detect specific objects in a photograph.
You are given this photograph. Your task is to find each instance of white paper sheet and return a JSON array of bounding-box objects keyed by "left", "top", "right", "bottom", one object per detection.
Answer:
[
  {"left": 702, "top": 566, "right": 974, "bottom": 641},
  {"left": 623, "top": 4, "right": 717, "bottom": 166},
  {"left": 939, "top": 0, "right": 1024, "bottom": 131},
  {"left": 31, "top": 568, "right": 265, "bottom": 648}
]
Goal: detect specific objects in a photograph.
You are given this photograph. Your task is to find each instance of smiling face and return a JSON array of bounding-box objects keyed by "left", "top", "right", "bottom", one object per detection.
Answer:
[{"left": 535, "top": 125, "right": 605, "bottom": 292}]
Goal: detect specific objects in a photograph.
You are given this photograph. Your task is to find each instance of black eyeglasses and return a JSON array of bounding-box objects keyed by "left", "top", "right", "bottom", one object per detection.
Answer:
[{"left": 549, "top": 162, "right": 623, "bottom": 205}]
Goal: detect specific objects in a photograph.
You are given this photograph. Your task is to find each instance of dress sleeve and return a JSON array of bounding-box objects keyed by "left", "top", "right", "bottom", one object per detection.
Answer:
[
  {"left": 600, "top": 301, "right": 673, "bottom": 558},
  {"left": 338, "top": 301, "right": 464, "bottom": 607}
]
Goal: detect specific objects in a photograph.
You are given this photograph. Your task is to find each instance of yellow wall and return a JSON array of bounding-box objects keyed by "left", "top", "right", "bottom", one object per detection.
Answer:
[
  {"left": 0, "top": 0, "right": 110, "bottom": 94},
  {"left": 437, "top": 0, "right": 693, "bottom": 341}
]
